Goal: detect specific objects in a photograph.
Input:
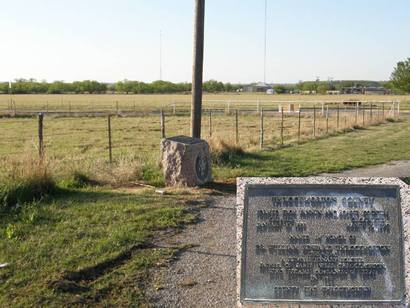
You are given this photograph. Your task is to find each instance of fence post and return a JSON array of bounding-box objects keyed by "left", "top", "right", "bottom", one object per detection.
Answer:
[
  {"left": 344, "top": 107, "right": 347, "bottom": 129},
  {"left": 398, "top": 102, "right": 400, "bottom": 120},
  {"left": 160, "top": 109, "right": 166, "bottom": 139},
  {"left": 362, "top": 104, "right": 366, "bottom": 127},
  {"left": 281, "top": 107, "right": 284, "bottom": 146},
  {"left": 298, "top": 108, "right": 301, "bottom": 144},
  {"left": 336, "top": 104, "right": 340, "bottom": 131},
  {"left": 326, "top": 106, "right": 329, "bottom": 134},
  {"left": 235, "top": 109, "right": 239, "bottom": 145},
  {"left": 38, "top": 113, "right": 44, "bottom": 160},
  {"left": 260, "top": 108, "right": 264, "bottom": 149},
  {"left": 116, "top": 101, "right": 119, "bottom": 115},
  {"left": 313, "top": 104, "right": 316, "bottom": 138},
  {"left": 382, "top": 102, "right": 385, "bottom": 120},
  {"left": 370, "top": 103, "right": 373, "bottom": 124},
  {"left": 108, "top": 115, "right": 113, "bottom": 164},
  {"left": 355, "top": 102, "right": 359, "bottom": 124},
  {"left": 209, "top": 109, "right": 212, "bottom": 138}
]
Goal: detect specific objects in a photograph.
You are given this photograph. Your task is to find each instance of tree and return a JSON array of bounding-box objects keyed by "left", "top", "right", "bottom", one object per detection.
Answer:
[{"left": 391, "top": 58, "right": 410, "bottom": 93}]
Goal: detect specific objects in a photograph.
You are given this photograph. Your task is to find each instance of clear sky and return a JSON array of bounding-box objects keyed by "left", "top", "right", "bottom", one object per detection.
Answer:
[{"left": 1, "top": 0, "right": 409, "bottom": 84}]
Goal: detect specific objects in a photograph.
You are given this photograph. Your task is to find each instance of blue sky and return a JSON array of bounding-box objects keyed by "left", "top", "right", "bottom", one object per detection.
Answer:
[{"left": 0, "top": 0, "right": 409, "bottom": 83}]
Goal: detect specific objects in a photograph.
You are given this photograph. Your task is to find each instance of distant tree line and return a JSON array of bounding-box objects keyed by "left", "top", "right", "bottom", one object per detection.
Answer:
[
  {"left": 0, "top": 79, "right": 241, "bottom": 95},
  {"left": 2, "top": 57, "right": 410, "bottom": 95},
  {"left": 272, "top": 80, "right": 395, "bottom": 94}
]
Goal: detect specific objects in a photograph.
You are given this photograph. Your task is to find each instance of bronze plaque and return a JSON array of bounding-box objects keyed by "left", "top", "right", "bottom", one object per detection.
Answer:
[{"left": 241, "top": 185, "right": 405, "bottom": 304}]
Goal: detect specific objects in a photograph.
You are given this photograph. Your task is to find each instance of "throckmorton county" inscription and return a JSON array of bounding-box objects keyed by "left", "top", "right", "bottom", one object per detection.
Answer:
[{"left": 240, "top": 185, "right": 405, "bottom": 304}]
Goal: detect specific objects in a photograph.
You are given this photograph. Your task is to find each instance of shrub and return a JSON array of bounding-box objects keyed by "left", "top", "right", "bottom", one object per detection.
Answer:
[
  {"left": 0, "top": 157, "right": 56, "bottom": 212},
  {"left": 208, "top": 137, "right": 244, "bottom": 166}
]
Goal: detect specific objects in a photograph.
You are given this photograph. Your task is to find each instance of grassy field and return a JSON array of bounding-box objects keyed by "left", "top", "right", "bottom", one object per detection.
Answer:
[
  {"left": 1, "top": 116, "right": 409, "bottom": 306},
  {"left": 213, "top": 119, "right": 410, "bottom": 181},
  {"left": 0, "top": 186, "right": 200, "bottom": 307},
  {"left": 0, "top": 103, "right": 402, "bottom": 185},
  {"left": 1, "top": 93, "right": 409, "bottom": 113}
]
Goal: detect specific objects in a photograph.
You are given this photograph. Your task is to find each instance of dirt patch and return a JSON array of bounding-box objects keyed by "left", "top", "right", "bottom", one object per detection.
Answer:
[{"left": 146, "top": 196, "right": 237, "bottom": 307}]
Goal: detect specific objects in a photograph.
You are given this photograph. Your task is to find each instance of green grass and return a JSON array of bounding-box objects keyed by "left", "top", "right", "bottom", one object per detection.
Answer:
[
  {"left": 214, "top": 120, "right": 410, "bottom": 180},
  {"left": 0, "top": 187, "right": 196, "bottom": 307}
]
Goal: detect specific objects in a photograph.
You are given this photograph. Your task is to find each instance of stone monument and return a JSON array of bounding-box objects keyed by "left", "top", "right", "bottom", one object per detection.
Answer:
[
  {"left": 237, "top": 177, "right": 410, "bottom": 307},
  {"left": 160, "top": 135, "right": 212, "bottom": 187}
]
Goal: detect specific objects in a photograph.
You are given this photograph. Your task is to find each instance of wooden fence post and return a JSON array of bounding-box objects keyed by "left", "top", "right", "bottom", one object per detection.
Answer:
[
  {"left": 160, "top": 109, "right": 166, "bottom": 139},
  {"left": 108, "top": 115, "right": 113, "bottom": 164},
  {"left": 313, "top": 105, "right": 316, "bottom": 138},
  {"left": 398, "top": 102, "right": 400, "bottom": 120},
  {"left": 370, "top": 103, "right": 373, "bottom": 124},
  {"left": 355, "top": 102, "right": 359, "bottom": 124},
  {"left": 116, "top": 101, "right": 119, "bottom": 115},
  {"left": 281, "top": 107, "right": 284, "bottom": 146},
  {"left": 235, "top": 109, "right": 239, "bottom": 145},
  {"left": 326, "top": 106, "right": 329, "bottom": 134},
  {"left": 209, "top": 109, "right": 212, "bottom": 138},
  {"left": 362, "top": 104, "right": 366, "bottom": 127},
  {"left": 344, "top": 107, "right": 347, "bottom": 129},
  {"left": 38, "top": 113, "right": 44, "bottom": 160},
  {"left": 260, "top": 108, "right": 264, "bottom": 149},
  {"left": 336, "top": 104, "right": 340, "bottom": 131},
  {"left": 382, "top": 102, "right": 385, "bottom": 120},
  {"left": 297, "top": 108, "right": 301, "bottom": 144}
]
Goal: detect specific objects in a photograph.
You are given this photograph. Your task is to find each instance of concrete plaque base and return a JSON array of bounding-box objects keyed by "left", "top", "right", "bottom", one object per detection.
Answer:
[{"left": 160, "top": 136, "right": 212, "bottom": 187}]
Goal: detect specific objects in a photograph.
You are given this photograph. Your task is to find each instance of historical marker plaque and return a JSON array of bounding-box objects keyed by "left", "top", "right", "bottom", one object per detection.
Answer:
[{"left": 237, "top": 178, "right": 410, "bottom": 306}]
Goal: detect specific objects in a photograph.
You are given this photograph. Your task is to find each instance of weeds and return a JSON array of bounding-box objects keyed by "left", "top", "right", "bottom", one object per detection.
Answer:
[
  {"left": 0, "top": 155, "right": 56, "bottom": 212},
  {"left": 208, "top": 137, "right": 244, "bottom": 166}
]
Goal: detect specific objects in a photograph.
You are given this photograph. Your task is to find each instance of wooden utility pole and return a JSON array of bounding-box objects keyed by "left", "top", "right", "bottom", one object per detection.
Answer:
[{"left": 191, "top": 0, "right": 205, "bottom": 138}]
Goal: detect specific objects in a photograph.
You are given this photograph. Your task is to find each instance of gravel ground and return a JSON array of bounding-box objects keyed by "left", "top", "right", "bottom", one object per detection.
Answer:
[
  {"left": 146, "top": 196, "right": 237, "bottom": 308},
  {"left": 145, "top": 162, "right": 409, "bottom": 307},
  {"left": 320, "top": 160, "right": 410, "bottom": 178}
]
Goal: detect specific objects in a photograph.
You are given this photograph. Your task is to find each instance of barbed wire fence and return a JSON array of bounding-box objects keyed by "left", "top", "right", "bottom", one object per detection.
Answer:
[{"left": 0, "top": 101, "right": 403, "bottom": 164}]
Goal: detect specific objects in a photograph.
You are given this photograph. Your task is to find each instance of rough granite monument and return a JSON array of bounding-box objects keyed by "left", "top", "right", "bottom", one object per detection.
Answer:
[
  {"left": 237, "top": 177, "right": 410, "bottom": 307},
  {"left": 160, "top": 136, "right": 212, "bottom": 187}
]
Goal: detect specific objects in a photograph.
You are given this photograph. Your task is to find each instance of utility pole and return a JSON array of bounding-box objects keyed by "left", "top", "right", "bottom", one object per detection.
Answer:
[{"left": 191, "top": 0, "right": 205, "bottom": 139}]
